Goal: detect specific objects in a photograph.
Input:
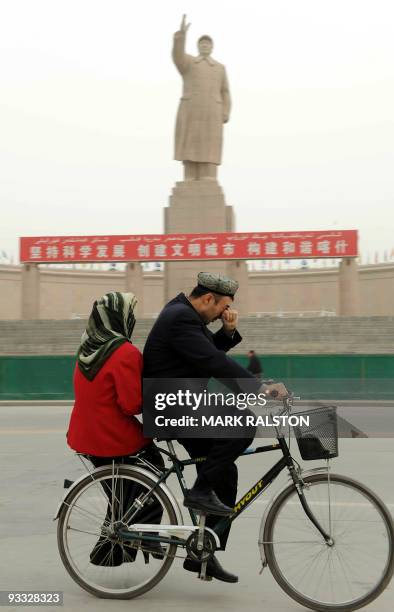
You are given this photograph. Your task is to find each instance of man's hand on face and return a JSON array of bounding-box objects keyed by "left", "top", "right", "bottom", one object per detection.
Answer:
[{"left": 221, "top": 308, "right": 238, "bottom": 333}]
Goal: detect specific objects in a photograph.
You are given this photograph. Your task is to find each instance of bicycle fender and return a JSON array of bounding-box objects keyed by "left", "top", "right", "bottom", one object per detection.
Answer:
[
  {"left": 53, "top": 464, "right": 184, "bottom": 527},
  {"left": 257, "top": 465, "right": 329, "bottom": 567}
]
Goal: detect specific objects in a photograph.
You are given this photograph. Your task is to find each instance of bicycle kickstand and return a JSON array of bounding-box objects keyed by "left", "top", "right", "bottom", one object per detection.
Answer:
[{"left": 197, "top": 512, "right": 211, "bottom": 581}]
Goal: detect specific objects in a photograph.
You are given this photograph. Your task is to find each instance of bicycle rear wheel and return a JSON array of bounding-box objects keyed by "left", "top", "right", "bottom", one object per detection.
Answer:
[
  {"left": 262, "top": 473, "right": 394, "bottom": 611},
  {"left": 57, "top": 466, "right": 179, "bottom": 599}
]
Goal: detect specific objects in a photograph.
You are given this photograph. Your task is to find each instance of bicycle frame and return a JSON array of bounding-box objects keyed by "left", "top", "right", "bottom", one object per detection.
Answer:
[{"left": 118, "top": 432, "right": 331, "bottom": 548}]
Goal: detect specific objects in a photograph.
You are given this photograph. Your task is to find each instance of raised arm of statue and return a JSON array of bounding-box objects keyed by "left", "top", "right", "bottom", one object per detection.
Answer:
[
  {"left": 221, "top": 68, "right": 231, "bottom": 123},
  {"left": 172, "top": 14, "right": 192, "bottom": 75}
]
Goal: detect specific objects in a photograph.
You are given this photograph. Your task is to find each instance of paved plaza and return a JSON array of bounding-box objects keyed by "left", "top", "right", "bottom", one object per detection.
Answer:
[{"left": 0, "top": 404, "right": 393, "bottom": 611}]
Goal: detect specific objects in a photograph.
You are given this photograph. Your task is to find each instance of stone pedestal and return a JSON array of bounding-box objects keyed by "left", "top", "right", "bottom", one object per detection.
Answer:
[
  {"left": 338, "top": 258, "right": 360, "bottom": 315},
  {"left": 125, "top": 262, "right": 144, "bottom": 316},
  {"left": 21, "top": 263, "right": 40, "bottom": 319},
  {"left": 164, "top": 179, "right": 249, "bottom": 312}
]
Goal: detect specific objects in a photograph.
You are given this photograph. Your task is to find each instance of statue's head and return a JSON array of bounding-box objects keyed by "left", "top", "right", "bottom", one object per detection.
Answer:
[{"left": 198, "top": 35, "right": 213, "bottom": 57}]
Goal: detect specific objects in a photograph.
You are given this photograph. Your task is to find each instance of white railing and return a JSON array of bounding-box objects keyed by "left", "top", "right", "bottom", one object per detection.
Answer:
[{"left": 250, "top": 310, "right": 336, "bottom": 318}]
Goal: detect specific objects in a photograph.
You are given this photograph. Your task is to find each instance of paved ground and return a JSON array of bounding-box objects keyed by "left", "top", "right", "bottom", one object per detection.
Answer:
[{"left": 0, "top": 404, "right": 393, "bottom": 612}]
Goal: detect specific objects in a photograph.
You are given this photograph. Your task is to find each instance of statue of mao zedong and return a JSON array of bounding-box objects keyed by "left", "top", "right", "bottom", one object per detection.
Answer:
[{"left": 172, "top": 14, "right": 231, "bottom": 181}]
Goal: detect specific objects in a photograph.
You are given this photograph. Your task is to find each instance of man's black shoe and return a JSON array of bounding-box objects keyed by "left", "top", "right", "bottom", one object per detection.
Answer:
[
  {"left": 183, "top": 555, "right": 238, "bottom": 583},
  {"left": 183, "top": 488, "right": 233, "bottom": 516}
]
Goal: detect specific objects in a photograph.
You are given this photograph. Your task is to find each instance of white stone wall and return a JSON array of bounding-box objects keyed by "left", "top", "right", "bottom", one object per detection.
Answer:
[{"left": 1, "top": 263, "right": 394, "bottom": 319}]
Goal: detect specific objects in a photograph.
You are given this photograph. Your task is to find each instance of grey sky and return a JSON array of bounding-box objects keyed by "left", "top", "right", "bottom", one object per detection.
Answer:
[{"left": 1, "top": 0, "right": 393, "bottom": 264}]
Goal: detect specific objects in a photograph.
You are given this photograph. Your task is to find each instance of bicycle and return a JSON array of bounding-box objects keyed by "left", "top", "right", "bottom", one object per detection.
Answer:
[{"left": 55, "top": 394, "right": 394, "bottom": 610}]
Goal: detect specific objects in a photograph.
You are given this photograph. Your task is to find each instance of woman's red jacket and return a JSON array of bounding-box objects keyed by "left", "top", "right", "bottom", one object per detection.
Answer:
[{"left": 67, "top": 342, "right": 150, "bottom": 457}]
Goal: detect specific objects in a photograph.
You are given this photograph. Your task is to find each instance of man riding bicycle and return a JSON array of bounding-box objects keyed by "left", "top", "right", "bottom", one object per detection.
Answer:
[{"left": 143, "top": 272, "right": 287, "bottom": 582}]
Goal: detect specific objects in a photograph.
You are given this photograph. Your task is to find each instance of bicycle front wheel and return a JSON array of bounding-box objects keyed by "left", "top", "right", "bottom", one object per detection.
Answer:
[
  {"left": 262, "top": 473, "right": 394, "bottom": 611},
  {"left": 57, "top": 466, "right": 179, "bottom": 599}
]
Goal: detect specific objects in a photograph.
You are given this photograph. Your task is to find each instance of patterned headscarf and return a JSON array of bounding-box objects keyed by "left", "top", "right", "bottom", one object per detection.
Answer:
[{"left": 77, "top": 292, "right": 138, "bottom": 381}]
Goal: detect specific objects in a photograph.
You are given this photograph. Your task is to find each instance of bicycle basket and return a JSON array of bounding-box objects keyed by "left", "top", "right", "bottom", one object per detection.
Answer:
[{"left": 293, "top": 406, "right": 338, "bottom": 461}]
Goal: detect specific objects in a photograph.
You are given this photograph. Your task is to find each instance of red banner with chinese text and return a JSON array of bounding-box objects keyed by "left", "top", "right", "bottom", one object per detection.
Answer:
[{"left": 20, "top": 230, "right": 358, "bottom": 263}]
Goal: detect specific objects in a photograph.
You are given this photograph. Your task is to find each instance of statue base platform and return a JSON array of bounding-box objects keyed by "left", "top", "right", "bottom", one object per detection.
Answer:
[{"left": 163, "top": 179, "right": 249, "bottom": 313}]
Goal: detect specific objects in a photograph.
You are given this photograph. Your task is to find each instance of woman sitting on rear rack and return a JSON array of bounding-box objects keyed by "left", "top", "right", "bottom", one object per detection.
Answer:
[{"left": 66, "top": 291, "right": 164, "bottom": 565}]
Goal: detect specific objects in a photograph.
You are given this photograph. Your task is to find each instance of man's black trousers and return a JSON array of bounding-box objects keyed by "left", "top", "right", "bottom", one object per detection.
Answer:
[{"left": 178, "top": 435, "right": 254, "bottom": 550}]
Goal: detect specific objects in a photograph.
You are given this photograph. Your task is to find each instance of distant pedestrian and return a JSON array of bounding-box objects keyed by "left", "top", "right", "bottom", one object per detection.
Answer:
[{"left": 246, "top": 350, "right": 263, "bottom": 379}]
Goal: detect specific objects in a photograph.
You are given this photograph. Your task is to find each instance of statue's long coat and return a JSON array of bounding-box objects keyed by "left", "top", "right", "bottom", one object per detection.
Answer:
[{"left": 172, "top": 31, "right": 231, "bottom": 165}]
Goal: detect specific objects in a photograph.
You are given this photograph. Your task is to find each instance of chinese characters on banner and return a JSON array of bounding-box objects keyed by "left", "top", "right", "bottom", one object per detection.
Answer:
[{"left": 20, "top": 230, "right": 358, "bottom": 263}]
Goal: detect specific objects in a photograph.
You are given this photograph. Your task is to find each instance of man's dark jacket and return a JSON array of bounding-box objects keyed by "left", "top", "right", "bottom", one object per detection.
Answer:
[
  {"left": 143, "top": 293, "right": 256, "bottom": 381},
  {"left": 142, "top": 293, "right": 259, "bottom": 438}
]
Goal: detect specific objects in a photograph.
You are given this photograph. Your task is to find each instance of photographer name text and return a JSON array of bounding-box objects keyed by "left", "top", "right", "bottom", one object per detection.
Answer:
[{"left": 154, "top": 414, "right": 309, "bottom": 428}]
